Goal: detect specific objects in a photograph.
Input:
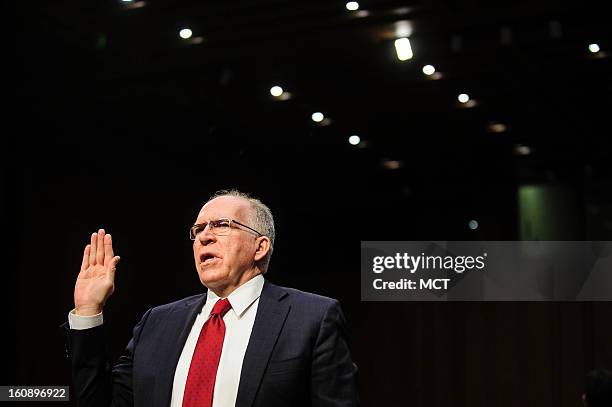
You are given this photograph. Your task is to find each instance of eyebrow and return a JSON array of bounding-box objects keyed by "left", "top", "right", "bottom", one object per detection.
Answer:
[{"left": 195, "top": 216, "right": 229, "bottom": 222}]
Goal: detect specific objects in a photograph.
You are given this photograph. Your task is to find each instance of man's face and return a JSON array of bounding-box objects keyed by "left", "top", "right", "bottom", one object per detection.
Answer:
[{"left": 192, "top": 196, "right": 260, "bottom": 293}]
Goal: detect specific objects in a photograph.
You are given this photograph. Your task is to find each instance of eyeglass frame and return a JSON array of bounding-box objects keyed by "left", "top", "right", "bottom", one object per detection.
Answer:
[{"left": 189, "top": 217, "right": 264, "bottom": 240}]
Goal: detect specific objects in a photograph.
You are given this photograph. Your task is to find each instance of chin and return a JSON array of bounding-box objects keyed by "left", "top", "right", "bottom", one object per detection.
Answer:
[{"left": 197, "top": 267, "right": 227, "bottom": 289}]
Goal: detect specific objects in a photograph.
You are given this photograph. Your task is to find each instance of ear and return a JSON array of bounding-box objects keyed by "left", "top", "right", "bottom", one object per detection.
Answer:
[{"left": 253, "top": 236, "right": 271, "bottom": 262}]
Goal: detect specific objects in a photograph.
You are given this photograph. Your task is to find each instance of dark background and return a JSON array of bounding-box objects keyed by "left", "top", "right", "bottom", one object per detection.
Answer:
[{"left": 3, "top": 0, "right": 612, "bottom": 406}]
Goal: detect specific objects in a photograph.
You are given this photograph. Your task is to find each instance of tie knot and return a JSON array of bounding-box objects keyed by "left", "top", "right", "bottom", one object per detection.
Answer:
[{"left": 211, "top": 298, "right": 232, "bottom": 318}]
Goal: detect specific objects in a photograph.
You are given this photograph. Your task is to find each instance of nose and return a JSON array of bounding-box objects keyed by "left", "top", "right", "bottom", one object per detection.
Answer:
[{"left": 195, "top": 225, "right": 216, "bottom": 245}]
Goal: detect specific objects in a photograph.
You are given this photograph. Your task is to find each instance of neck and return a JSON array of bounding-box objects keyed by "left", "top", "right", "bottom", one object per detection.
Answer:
[{"left": 210, "top": 269, "right": 261, "bottom": 298}]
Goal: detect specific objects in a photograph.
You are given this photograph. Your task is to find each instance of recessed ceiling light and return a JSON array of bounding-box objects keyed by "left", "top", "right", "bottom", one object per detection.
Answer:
[
  {"left": 422, "top": 65, "right": 436, "bottom": 75},
  {"left": 345, "top": 2, "right": 359, "bottom": 11},
  {"left": 179, "top": 28, "right": 193, "bottom": 39},
  {"left": 270, "top": 86, "right": 283, "bottom": 97},
  {"left": 311, "top": 112, "right": 324, "bottom": 123},
  {"left": 394, "top": 38, "right": 413, "bottom": 61},
  {"left": 588, "top": 43, "right": 600, "bottom": 53}
]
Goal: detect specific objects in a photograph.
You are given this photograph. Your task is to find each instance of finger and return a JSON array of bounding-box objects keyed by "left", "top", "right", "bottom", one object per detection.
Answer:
[
  {"left": 108, "top": 256, "right": 121, "bottom": 280},
  {"left": 103, "top": 234, "right": 114, "bottom": 267},
  {"left": 81, "top": 245, "right": 91, "bottom": 271},
  {"left": 111, "top": 256, "right": 120, "bottom": 271},
  {"left": 89, "top": 233, "right": 97, "bottom": 267},
  {"left": 96, "top": 229, "right": 105, "bottom": 265}
]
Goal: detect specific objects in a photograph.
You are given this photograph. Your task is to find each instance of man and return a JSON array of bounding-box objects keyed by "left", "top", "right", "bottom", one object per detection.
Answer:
[{"left": 64, "top": 190, "right": 359, "bottom": 407}]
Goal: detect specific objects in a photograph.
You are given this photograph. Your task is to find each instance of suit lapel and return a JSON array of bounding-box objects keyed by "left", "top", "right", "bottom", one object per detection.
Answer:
[
  {"left": 235, "top": 281, "right": 290, "bottom": 407},
  {"left": 154, "top": 293, "right": 208, "bottom": 407}
]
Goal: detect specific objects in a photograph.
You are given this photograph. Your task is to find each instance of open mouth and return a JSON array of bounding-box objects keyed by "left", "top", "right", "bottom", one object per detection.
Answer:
[{"left": 200, "top": 254, "right": 218, "bottom": 266}]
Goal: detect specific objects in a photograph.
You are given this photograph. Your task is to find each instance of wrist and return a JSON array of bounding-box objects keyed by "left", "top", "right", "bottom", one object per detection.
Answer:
[{"left": 75, "top": 305, "right": 102, "bottom": 316}]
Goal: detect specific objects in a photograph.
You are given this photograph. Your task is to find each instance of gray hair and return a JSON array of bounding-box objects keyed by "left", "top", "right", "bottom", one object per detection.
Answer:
[{"left": 206, "top": 189, "right": 275, "bottom": 271}]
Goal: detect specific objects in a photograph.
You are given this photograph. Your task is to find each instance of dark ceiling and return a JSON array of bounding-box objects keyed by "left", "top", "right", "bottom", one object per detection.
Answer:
[{"left": 5, "top": 0, "right": 612, "bottom": 239}]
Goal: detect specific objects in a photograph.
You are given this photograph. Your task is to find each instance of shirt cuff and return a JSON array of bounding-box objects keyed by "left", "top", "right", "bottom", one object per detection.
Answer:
[{"left": 68, "top": 309, "right": 104, "bottom": 330}]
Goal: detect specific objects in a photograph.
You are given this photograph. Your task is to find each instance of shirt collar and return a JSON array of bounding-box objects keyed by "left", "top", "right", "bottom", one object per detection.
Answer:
[{"left": 206, "top": 274, "right": 265, "bottom": 318}]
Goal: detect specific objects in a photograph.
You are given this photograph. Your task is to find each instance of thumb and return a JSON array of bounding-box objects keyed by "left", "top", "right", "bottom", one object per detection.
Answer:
[
  {"left": 107, "top": 256, "right": 120, "bottom": 285},
  {"left": 110, "top": 256, "right": 121, "bottom": 272}
]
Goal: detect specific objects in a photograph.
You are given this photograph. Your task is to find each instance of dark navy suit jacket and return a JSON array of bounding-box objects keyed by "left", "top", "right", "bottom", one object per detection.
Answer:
[{"left": 65, "top": 280, "right": 359, "bottom": 407}]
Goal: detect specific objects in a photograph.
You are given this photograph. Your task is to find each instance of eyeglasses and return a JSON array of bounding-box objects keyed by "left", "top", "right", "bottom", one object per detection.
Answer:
[{"left": 189, "top": 218, "right": 263, "bottom": 240}]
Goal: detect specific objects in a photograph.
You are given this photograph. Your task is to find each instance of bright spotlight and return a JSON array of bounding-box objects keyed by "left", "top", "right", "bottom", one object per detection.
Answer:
[
  {"left": 588, "top": 43, "right": 600, "bottom": 53},
  {"left": 468, "top": 220, "right": 479, "bottom": 230},
  {"left": 270, "top": 86, "right": 283, "bottom": 97},
  {"left": 345, "top": 1, "right": 359, "bottom": 11},
  {"left": 348, "top": 135, "right": 361, "bottom": 145},
  {"left": 458, "top": 93, "right": 470, "bottom": 103},
  {"left": 179, "top": 28, "right": 193, "bottom": 39},
  {"left": 422, "top": 64, "right": 435, "bottom": 75},
  {"left": 311, "top": 112, "right": 324, "bottom": 123},
  {"left": 394, "top": 38, "right": 413, "bottom": 61}
]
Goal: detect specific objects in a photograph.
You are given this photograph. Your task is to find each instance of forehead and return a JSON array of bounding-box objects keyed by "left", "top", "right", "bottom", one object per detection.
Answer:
[{"left": 196, "top": 196, "right": 252, "bottom": 222}]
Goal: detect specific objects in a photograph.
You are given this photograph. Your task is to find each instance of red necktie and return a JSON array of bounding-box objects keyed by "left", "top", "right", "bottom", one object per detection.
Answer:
[{"left": 183, "top": 298, "right": 232, "bottom": 407}]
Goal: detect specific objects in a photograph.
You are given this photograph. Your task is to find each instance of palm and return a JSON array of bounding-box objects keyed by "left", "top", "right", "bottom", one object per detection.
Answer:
[
  {"left": 75, "top": 265, "right": 114, "bottom": 308},
  {"left": 73, "top": 229, "right": 120, "bottom": 315}
]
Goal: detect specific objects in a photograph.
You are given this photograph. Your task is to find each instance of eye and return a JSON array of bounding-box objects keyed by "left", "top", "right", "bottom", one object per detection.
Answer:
[
  {"left": 193, "top": 223, "right": 207, "bottom": 235},
  {"left": 214, "top": 219, "right": 231, "bottom": 228}
]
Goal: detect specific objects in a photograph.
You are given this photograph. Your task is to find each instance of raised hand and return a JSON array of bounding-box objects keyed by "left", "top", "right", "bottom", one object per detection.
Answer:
[{"left": 74, "top": 229, "right": 121, "bottom": 316}]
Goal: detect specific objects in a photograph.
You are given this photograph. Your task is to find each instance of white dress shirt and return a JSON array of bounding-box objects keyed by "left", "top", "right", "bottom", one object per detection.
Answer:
[{"left": 68, "top": 274, "right": 265, "bottom": 407}]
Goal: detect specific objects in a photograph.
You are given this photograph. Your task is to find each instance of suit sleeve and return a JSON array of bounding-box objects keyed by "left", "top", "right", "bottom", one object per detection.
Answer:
[
  {"left": 62, "top": 308, "right": 152, "bottom": 407},
  {"left": 311, "top": 300, "right": 359, "bottom": 407}
]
